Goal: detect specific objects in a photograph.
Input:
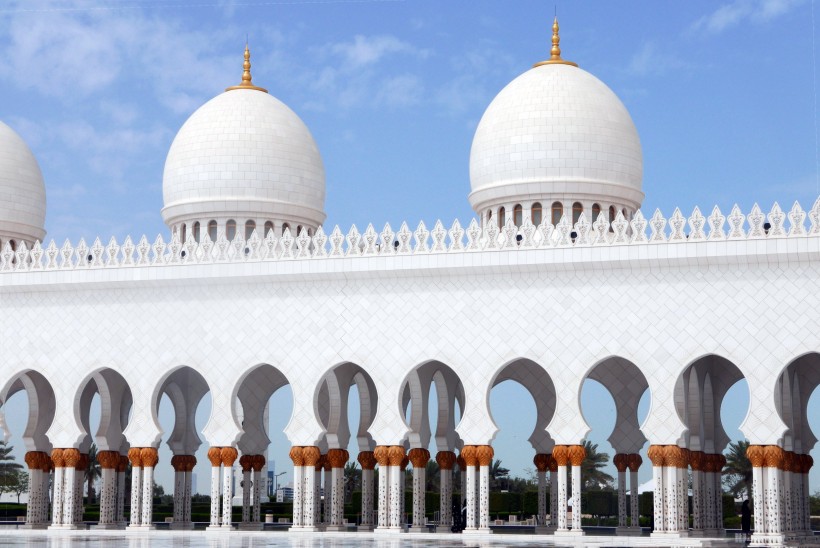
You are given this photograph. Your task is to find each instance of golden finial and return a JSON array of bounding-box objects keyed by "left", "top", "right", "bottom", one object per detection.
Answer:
[
  {"left": 533, "top": 16, "right": 578, "bottom": 68},
  {"left": 225, "top": 44, "right": 268, "bottom": 93}
]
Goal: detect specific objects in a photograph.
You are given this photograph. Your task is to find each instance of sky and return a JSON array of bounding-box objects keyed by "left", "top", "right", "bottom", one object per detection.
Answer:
[{"left": 1, "top": 0, "right": 820, "bottom": 497}]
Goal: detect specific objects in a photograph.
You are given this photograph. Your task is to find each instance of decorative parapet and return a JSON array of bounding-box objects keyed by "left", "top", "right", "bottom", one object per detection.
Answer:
[{"left": 1, "top": 199, "right": 819, "bottom": 273}]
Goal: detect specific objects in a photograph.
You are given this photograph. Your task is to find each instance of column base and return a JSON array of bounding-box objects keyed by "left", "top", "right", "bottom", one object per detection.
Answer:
[
  {"left": 18, "top": 523, "right": 49, "bottom": 530},
  {"left": 125, "top": 524, "right": 155, "bottom": 531},
  {"left": 650, "top": 531, "right": 689, "bottom": 540},
  {"left": 554, "top": 529, "right": 584, "bottom": 537},
  {"left": 325, "top": 525, "right": 348, "bottom": 531},
  {"left": 357, "top": 524, "right": 374, "bottom": 531},
  {"left": 462, "top": 527, "right": 493, "bottom": 535},
  {"left": 615, "top": 526, "right": 642, "bottom": 536},
  {"left": 48, "top": 524, "right": 86, "bottom": 531},
  {"left": 374, "top": 526, "right": 406, "bottom": 534},
  {"left": 169, "top": 521, "right": 195, "bottom": 530},
  {"left": 205, "top": 525, "right": 231, "bottom": 532},
  {"left": 237, "top": 522, "right": 263, "bottom": 531},
  {"left": 93, "top": 523, "right": 125, "bottom": 530},
  {"left": 751, "top": 533, "right": 787, "bottom": 546}
]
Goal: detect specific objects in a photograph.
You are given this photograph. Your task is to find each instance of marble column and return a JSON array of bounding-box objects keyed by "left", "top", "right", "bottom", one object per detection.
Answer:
[
  {"left": 73, "top": 453, "right": 87, "bottom": 525},
  {"left": 326, "top": 448, "right": 348, "bottom": 530},
  {"left": 127, "top": 448, "right": 143, "bottom": 528},
  {"left": 764, "top": 446, "right": 784, "bottom": 537},
  {"left": 387, "top": 446, "right": 406, "bottom": 530},
  {"left": 238, "top": 455, "right": 252, "bottom": 524},
  {"left": 300, "top": 447, "right": 320, "bottom": 531},
  {"left": 647, "top": 445, "right": 666, "bottom": 535},
  {"left": 289, "top": 446, "right": 304, "bottom": 530},
  {"left": 627, "top": 454, "right": 642, "bottom": 530},
  {"left": 400, "top": 456, "right": 409, "bottom": 528},
  {"left": 614, "top": 454, "right": 628, "bottom": 530},
  {"left": 713, "top": 452, "right": 726, "bottom": 534},
  {"left": 116, "top": 455, "right": 128, "bottom": 524},
  {"left": 568, "top": 444, "right": 585, "bottom": 533},
  {"left": 358, "top": 451, "right": 376, "bottom": 530},
  {"left": 533, "top": 453, "right": 549, "bottom": 531},
  {"left": 171, "top": 456, "right": 185, "bottom": 525},
  {"left": 97, "top": 450, "right": 120, "bottom": 528},
  {"left": 462, "top": 446, "right": 478, "bottom": 531},
  {"left": 62, "top": 449, "right": 81, "bottom": 528},
  {"left": 374, "top": 446, "right": 390, "bottom": 530},
  {"left": 50, "top": 449, "right": 65, "bottom": 527},
  {"left": 747, "top": 445, "right": 766, "bottom": 542},
  {"left": 689, "top": 452, "right": 704, "bottom": 534},
  {"left": 220, "top": 447, "right": 237, "bottom": 528},
  {"left": 552, "top": 446, "right": 569, "bottom": 533},
  {"left": 24, "top": 451, "right": 48, "bottom": 528},
  {"left": 783, "top": 452, "right": 794, "bottom": 534},
  {"left": 207, "top": 447, "right": 222, "bottom": 529},
  {"left": 251, "top": 455, "right": 265, "bottom": 525},
  {"left": 314, "top": 456, "right": 323, "bottom": 527},
  {"left": 140, "top": 448, "right": 158, "bottom": 528},
  {"left": 549, "top": 455, "right": 558, "bottom": 528},
  {"left": 408, "top": 448, "right": 429, "bottom": 532},
  {"left": 435, "top": 451, "right": 456, "bottom": 532},
  {"left": 476, "top": 445, "right": 494, "bottom": 532},
  {"left": 801, "top": 454, "right": 814, "bottom": 536},
  {"left": 457, "top": 454, "right": 467, "bottom": 511},
  {"left": 323, "top": 457, "right": 332, "bottom": 525}
]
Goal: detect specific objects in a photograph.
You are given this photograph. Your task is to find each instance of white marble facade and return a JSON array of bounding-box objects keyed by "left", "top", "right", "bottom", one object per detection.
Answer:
[{"left": 0, "top": 18, "right": 819, "bottom": 547}]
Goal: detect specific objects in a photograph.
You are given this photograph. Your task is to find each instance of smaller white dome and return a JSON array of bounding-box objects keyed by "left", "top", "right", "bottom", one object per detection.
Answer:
[
  {"left": 0, "top": 120, "right": 46, "bottom": 246},
  {"left": 162, "top": 85, "right": 326, "bottom": 233}
]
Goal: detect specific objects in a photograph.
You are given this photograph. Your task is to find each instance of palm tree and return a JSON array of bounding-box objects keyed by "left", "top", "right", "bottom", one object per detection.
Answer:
[
  {"left": 0, "top": 440, "right": 22, "bottom": 474},
  {"left": 723, "top": 440, "right": 752, "bottom": 500},
  {"left": 580, "top": 439, "right": 613, "bottom": 491},
  {"left": 425, "top": 460, "right": 440, "bottom": 492},
  {"left": 343, "top": 461, "right": 361, "bottom": 502},
  {"left": 489, "top": 459, "right": 510, "bottom": 490},
  {"left": 85, "top": 444, "right": 101, "bottom": 504}
]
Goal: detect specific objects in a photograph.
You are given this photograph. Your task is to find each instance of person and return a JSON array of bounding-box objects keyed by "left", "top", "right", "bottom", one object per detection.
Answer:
[{"left": 741, "top": 499, "right": 751, "bottom": 538}]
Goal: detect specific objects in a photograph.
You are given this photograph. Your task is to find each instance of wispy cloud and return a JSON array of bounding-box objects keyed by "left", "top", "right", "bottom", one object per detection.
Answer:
[
  {"left": 330, "top": 34, "right": 429, "bottom": 69},
  {"left": 627, "top": 42, "right": 694, "bottom": 76},
  {"left": 690, "top": 0, "right": 805, "bottom": 34}
]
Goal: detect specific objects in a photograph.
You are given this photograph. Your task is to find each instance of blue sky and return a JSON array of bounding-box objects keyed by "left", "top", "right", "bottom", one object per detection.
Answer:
[{"left": 1, "top": 0, "right": 819, "bottom": 496}]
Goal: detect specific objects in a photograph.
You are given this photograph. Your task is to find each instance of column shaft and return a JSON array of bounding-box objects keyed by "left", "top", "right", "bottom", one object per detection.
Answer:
[
  {"left": 570, "top": 464, "right": 582, "bottom": 530},
  {"left": 556, "top": 465, "right": 568, "bottom": 531},
  {"left": 617, "top": 469, "right": 627, "bottom": 528},
  {"left": 465, "top": 464, "right": 476, "bottom": 529},
  {"left": 209, "top": 465, "right": 221, "bottom": 527},
  {"left": 439, "top": 468, "right": 452, "bottom": 528},
  {"left": 479, "top": 464, "right": 490, "bottom": 530},
  {"left": 629, "top": 469, "right": 640, "bottom": 528}
]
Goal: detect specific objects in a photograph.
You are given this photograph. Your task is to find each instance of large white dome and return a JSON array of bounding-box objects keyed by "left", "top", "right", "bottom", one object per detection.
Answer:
[
  {"left": 162, "top": 62, "right": 326, "bottom": 237},
  {"left": 468, "top": 29, "right": 643, "bottom": 222},
  {"left": 0, "top": 120, "right": 46, "bottom": 246}
]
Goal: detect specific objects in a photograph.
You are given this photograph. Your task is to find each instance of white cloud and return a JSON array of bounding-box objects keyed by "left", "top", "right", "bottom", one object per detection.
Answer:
[
  {"left": 690, "top": 0, "right": 805, "bottom": 34},
  {"left": 628, "top": 42, "right": 693, "bottom": 76},
  {"left": 375, "top": 74, "right": 423, "bottom": 108},
  {"left": 329, "top": 34, "right": 428, "bottom": 69}
]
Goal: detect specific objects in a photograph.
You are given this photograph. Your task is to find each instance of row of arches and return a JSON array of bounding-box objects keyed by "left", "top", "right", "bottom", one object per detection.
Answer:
[
  {"left": 1, "top": 352, "right": 818, "bottom": 539},
  {"left": 486, "top": 201, "right": 633, "bottom": 230},
  {"left": 175, "top": 219, "right": 313, "bottom": 244}
]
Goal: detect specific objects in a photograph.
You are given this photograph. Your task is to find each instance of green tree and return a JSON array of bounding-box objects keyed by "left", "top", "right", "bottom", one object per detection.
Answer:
[
  {"left": 11, "top": 469, "right": 29, "bottom": 503},
  {"left": 0, "top": 440, "right": 23, "bottom": 497},
  {"left": 580, "top": 439, "right": 614, "bottom": 491},
  {"left": 489, "top": 459, "right": 510, "bottom": 490},
  {"left": 723, "top": 440, "right": 752, "bottom": 500},
  {"left": 85, "top": 444, "right": 101, "bottom": 503},
  {"left": 344, "top": 461, "right": 361, "bottom": 503},
  {"left": 425, "top": 460, "right": 439, "bottom": 492}
]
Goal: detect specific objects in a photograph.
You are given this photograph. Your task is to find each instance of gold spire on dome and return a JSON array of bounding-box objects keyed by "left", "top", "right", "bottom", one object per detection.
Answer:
[
  {"left": 533, "top": 16, "right": 578, "bottom": 68},
  {"left": 225, "top": 44, "right": 268, "bottom": 93}
]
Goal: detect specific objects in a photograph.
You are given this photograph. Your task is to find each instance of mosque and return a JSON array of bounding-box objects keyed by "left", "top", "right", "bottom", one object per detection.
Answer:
[{"left": 1, "top": 17, "right": 819, "bottom": 548}]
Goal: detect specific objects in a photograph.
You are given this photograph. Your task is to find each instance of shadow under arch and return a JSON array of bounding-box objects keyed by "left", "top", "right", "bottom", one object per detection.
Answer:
[
  {"left": 487, "top": 357, "right": 556, "bottom": 454},
  {"left": 774, "top": 352, "right": 820, "bottom": 454},
  {"left": 151, "top": 365, "right": 211, "bottom": 457},
  {"left": 314, "top": 361, "right": 378, "bottom": 452},
  {"left": 0, "top": 369, "right": 56, "bottom": 452},
  {"left": 74, "top": 367, "right": 133, "bottom": 452},
  {"left": 674, "top": 354, "right": 748, "bottom": 454},
  {"left": 579, "top": 356, "right": 650, "bottom": 455},
  {"left": 231, "top": 363, "right": 291, "bottom": 455},
  {"left": 399, "top": 359, "right": 465, "bottom": 452}
]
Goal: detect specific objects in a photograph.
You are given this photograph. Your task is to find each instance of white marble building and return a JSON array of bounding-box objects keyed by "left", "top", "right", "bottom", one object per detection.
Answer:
[{"left": 1, "top": 20, "right": 819, "bottom": 547}]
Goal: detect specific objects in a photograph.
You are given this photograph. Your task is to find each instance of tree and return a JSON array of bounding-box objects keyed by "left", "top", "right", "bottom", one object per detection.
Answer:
[
  {"left": 425, "top": 460, "right": 439, "bottom": 492},
  {"left": 344, "top": 461, "right": 361, "bottom": 502},
  {"left": 84, "top": 444, "right": 101, "bottom": 503},
  {"left": 580, "top": 439, "right": 614, "bottom": 491},
  {"left": 723, "top": 440, "right": 752, "bottom": 500},
  {"left": 11, "top": 470, "right": 29, "bottom": 503},
  {"left": 0, "top": 441, "right": 23, "bottom": 497},
  {"left": 489, "top": 459, "right": 510, "bottom": 490}
]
